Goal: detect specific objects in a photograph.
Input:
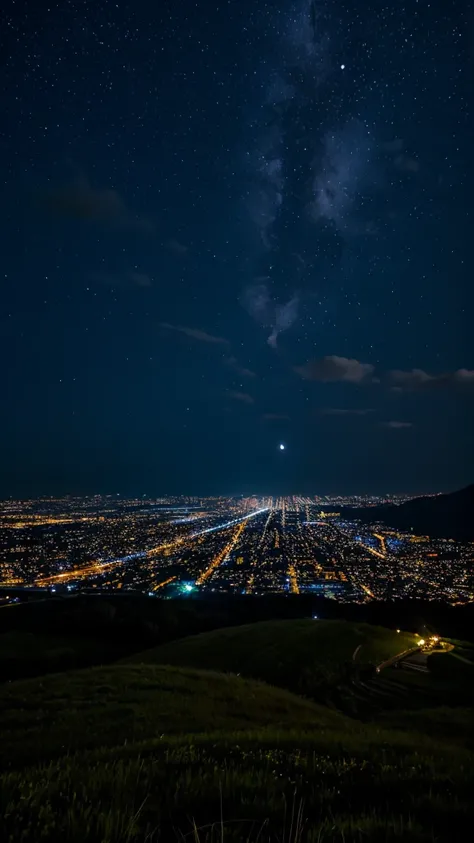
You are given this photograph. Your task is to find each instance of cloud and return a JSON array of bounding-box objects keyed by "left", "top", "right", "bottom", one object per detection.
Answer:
[
  {"left": 454, "top": 369, "right": 474, "bottom": 384},
  {"left": 90, "top": 270, "right": 152, "bottom": 288},
  {"left": 228, "top": 391, "right": 255, "bottom": 405},
  {"left": 243, "top": 284, "right": 298, "bottom": 347},
  {"left": 295, "top": 355, "right": 375, "bottom": 383},
  {"left": 390, "top": 368, "right": 435, "bottom": 388},
  {"left": 382, "top": 421, "right": 413, "bottom": 429},
  {"left": 225, "top": 357, "right": 257, "bottom": 378},
  {"left": 320, "top": 407, "right": 374, "bottom": 416},
  {"left": 262, "top": 413, "right": 290, "bottom": 421},
  {"left": 268, "top": 295, "right": 299, "bottom": 348},
  {"left": 166, "top": 239, "right": 188, "bottom": 255},
  {"left": 243, "top": 283, "right": 271, "bottom": 324},
  {"left": 46, "top": 176, "right": 154, "bottom": 232},
  {"left": 389, "top": 367, "right": 474, "bottom": 390},
  {"left": 395, "top": 154, "right": 420, "bottom": 173},
  {"left": 129, "top": 272, "right": 152, "bottom": 287},
  {"left": 159, "top": 323, "right": 230, "bottom": 346}
]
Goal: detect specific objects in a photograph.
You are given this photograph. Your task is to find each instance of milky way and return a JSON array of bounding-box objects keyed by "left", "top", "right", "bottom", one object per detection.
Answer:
[{"left": 242, "top": 1, "right": 386, "bottom": 346}]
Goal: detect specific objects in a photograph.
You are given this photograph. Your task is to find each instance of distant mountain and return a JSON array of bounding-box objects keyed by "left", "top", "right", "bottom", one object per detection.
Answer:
[{"left": 341, "top": 484, "right": 474, "bottom": 541}]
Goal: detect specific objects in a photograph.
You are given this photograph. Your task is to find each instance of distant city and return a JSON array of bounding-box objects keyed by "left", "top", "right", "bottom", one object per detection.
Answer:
[{"left": 0, "top": 495, "right": 472, "bottom": 605}]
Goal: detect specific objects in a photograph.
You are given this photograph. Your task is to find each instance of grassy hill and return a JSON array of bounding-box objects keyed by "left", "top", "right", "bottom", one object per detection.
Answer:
[
  {"left": 2, "top": 595, "right": 474, "bottom": 683},
  {"left": 377, "top": 706, "right": 474, "bottom": 749},
  {"left": 0, "top": 662, "right": 343, "bottom": 770},
  {"left": 1, "top": 663, "right": 473, "bottom": 842},
  {"left": 0, "top": 628, "right": 120, "bottom": 680},
  {"left": 128, "top": 619, "right": 416, "bottom": 708},
  {"left": 1, "top": 619, "right": 473, "bottom": 842}
]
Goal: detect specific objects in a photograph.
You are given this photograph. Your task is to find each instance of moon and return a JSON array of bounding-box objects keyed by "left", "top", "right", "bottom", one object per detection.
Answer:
[{"left": 279, "top": 443, "right": 285, "bottom": 451}]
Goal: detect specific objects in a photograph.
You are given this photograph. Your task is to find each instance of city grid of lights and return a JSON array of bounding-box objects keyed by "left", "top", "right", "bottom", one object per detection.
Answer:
[{"left": 0, "top": 495, "right": 473, "bottom": 605}]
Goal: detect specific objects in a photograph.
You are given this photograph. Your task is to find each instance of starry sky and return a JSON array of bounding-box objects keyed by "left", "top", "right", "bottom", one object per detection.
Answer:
[{"left": 1, "top": 0, "right": 472, "bottom": 497}]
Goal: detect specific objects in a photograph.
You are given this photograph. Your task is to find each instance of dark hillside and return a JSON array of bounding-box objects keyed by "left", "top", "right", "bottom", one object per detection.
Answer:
[{"left": 340, "top": 484, "right": 474, "bottom": 540}]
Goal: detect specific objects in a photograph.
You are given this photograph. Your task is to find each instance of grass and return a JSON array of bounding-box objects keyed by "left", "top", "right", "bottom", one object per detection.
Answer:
[
  {"left": 1, "top": 619, "right": 472, "bottom": 842},
  {"left": 377, "top": 706, "right": 474, "bottom": 749},
  {"left": 0, "top": 628, "right": 127, "bottom": 680},
  {"left": 0, "top": 630, "right": 78, "bottom": 660},
  {"left": 0, "top": 663, "right": 345, "bottom": 770},
  {"left": 0, "top": 628, "right": 104, "bottom": 662},
  {"left": 428, "top": 650, "right": 474, "bottom": 682},
  {"left": 128, "top": 619, "right": 416, "bottom": 709},
  {"left": 1, "top": 722, "right": 472, "bottom": 842}
]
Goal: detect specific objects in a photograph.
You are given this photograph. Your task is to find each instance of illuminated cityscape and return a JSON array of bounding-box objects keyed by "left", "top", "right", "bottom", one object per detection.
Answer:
[{"left": 1, "top": 495, "right": 473, "bottom": 604}]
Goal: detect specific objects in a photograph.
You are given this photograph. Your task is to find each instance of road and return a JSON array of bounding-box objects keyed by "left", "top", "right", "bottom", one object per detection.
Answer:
[
  {"left": 376, "top": 646, "right": 421, "bottom": 673},
  {"left": 377, "top": 642, "right": 455, "bottom": 675},
  {"left": 398, "top": 650, "right": 429, "bottom": 673}
]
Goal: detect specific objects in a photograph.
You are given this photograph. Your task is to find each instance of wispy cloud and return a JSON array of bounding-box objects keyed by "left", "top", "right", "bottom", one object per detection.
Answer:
[
  {"left": 394, "top": 154, "right": 420, "bottom": 173},
  {"left": 166, "top": 239, "right": 188, "bottom": 255},
  {"left": 227, "top": 391, "right": 255, "bottom": 405},
  {"left": 129, "top": 271, "right": 152, "bottom": 287},
  {"left": 46, "top": 176, "right": 154, "bottom": 232},
  {"left": 295, "top": 356, "right": 375, "bottom": 384},
  {"left": 159, "top": 323, "right": 230, "bottom": 346},
  {"left": 243, "top": 283, "right": 271, "bottom": 324},
  {"left": 382, "top": 421, "right": 413, "bottom": 429},
  {"left": 225, "top": 357, "right": 257, "bottom": 378},
  {"left": 262, "top": 413, "right": 290, "bottom": 421},
  {"left": 389, "top": 367, "right": 474, "bottom": 390},
  {"left": 267, "top": 295, "right": 299, "bottom": 348},
  {"left": 243, "top": 284, "right": 298, "bottom": 348},
  {"left": 456, "top": 369, "right": 474, "bottom": 383},
  {"left": 320, "top": 407, "right": 374, "bottom": 416},
  {"left": 294, "top": 360, "right": 474, "bottom": 391}
]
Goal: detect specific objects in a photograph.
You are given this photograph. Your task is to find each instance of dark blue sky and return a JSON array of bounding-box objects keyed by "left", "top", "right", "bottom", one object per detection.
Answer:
[{"left": 1, "top": 0, "right": 472, "bottom": 496}]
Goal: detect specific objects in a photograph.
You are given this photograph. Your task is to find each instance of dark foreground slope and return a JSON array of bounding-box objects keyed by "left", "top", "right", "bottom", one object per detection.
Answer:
[
  {"left": 1, "top": 621, "right": 473, "bottom": 842},
  {"left": 1, "top": 661, "right": 473, "bottom": 842},
  {"left": 340, "top": 483, "right": 474, "bottom": 540},
  {"left": 0, "top": 663, "right": 342, "bottom": 770}
]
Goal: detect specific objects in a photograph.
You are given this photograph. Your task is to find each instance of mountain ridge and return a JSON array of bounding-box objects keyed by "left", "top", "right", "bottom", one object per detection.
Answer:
[{"left": 341, "top": 483, "right": 474, "bottom": 540}]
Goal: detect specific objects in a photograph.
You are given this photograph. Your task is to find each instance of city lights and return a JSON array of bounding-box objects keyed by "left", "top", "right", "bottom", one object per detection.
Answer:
[{"left": 0, "top": 495, "right": 472, "bottom": 604}]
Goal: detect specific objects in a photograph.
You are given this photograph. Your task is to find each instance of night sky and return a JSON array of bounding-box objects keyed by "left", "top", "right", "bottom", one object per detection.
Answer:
[{"left": 2, "top": 0, "right": 472, "bottom": 496}]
